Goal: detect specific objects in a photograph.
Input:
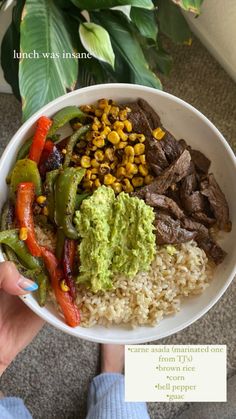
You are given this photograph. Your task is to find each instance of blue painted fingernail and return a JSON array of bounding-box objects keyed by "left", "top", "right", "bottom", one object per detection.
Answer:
[
  {"left": 18, "top": 276, "right": 38, "bottom": 292},
  {"left": 23, "top": 283, "right": 38, "bottom": 292}
]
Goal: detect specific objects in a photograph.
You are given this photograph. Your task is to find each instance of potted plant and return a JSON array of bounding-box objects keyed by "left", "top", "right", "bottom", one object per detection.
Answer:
[{"left": 0, "top": 0, "right": 203, "bottom": 121}]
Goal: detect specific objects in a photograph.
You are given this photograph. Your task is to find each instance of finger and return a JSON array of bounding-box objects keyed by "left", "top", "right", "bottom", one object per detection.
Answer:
[{"left": 0, "top": 261, "right": 38, "bottom": 295}]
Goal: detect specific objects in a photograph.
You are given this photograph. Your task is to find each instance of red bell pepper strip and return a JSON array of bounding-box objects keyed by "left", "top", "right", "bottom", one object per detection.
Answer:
[
  {"left": 16, "top": 182, "right": 42, "bottom": 257},
  {"left": 62, "top": 239, "right": 77, "bottom": 301},
  {"left": 29, "top": 116, "right": 53, "bottom": 164},
  {"left": 41, "top": 247, "right": 80, "bottom": 327}
]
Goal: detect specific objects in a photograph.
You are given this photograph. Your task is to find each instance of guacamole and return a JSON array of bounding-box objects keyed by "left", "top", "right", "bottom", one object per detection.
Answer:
[{"left": 74, "top": 186, "right": 156, "bottom": 293}]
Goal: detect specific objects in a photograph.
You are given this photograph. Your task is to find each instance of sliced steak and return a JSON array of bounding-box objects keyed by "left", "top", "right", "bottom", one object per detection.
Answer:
[
  {"left": 160, "top": 131, "right": 184, "bottom": 163},
  {"left": 155, "top": 213, "right": 197, "bottom": 245},
  {"left": 197, "top": 237, "right": 226, "bottom": 264},
  {"left": 135, "top": 149, "right": 191, "bottom": 197},
  {"left": 181, "top": 191, "right": 206, "bottom": 214},
  {"left": 178, "top": 139, "right": 210, "bottom": 174},
  {"left": 181, "top": 217, "right": 226, "bottom": 264},
  {"left": 146, "top": 139, "right": 169, "bottom": 170},
  {"left": 190, "top": 149, "right": 211, "bottom": 174},
  {"left": 137, "top": 98, "right": 161, "bottom": 129},
  {"left": 191, "top": 211, "right": 216, "bottom": 227},
  {"left": 201, "top": 174, "right": 230, "bottom": 231},
  {"left": 145, "top": 192, "right": 184, "bottom": 219},
  {"left": 125, "top": 102, "right": 151, "bottom": 137}
]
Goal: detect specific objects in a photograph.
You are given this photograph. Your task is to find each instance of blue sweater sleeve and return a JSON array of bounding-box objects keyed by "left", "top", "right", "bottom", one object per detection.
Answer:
[
  {"left": 86, "top": 373, "right": 150, "bottom": 419},
  {"left": 0, "top": 397, "right": 32, "bottom": 419}
]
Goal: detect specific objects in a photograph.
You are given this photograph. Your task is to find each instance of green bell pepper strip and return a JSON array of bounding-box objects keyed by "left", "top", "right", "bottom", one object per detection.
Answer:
[
  {"left": 48, "top": 106, "right": 87, "bottom": 137},
  {"left": 55, "top": 228, "right": 65, "bottom": 261},
  {"left": 9, "top": 159, "right": 42, "bottom": 198},
  {"left": 63, "top": 125, "right": 90, "bottom": 168},
  {"left": 44, "top": 169, "right": 59, "bottom": 223},
  {"left": 36, "top": 271, "right": 49, "bottom": 307},
  {"left": 54, "top": 167, "right": 86, "bottom": 239},
  {"left": 75, "top": 192, "right": 91, "bottom": 209},
  {"left": 0, "top": 229, "right": 41, "bottom": 270},
  {"left": 16, "top": 138, "right": 32, "bottom": 161}
]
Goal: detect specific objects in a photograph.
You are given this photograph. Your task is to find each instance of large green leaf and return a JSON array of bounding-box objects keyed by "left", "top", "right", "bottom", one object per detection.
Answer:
[
  {"left": 156, "top": 0, "right": 191, "bottom": 43},
  {"left": 172, "top": 0, "right": 204, "bottom": 14},
  {"left": 91, "top": 10, "right": 162, "bottom": 89},
  {"left": 19, "top": 0, "right": 78, "bottom": 121},
  {"left": 71, "top": 0, "right": 153, "bottom": 10},
  {"left": 79, "top": 22, "right": 115, "bottom": 68},
  {"left": 1, "top": 0, "right": 25, "bottom": 99},
  {"left": 130, "top": 7, "right": 157, "bottom": 41}
]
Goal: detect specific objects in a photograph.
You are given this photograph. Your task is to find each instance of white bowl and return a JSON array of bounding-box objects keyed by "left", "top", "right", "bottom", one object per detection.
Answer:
[{"left": 0, "top": 84, "right": 236, "bottom": 344}]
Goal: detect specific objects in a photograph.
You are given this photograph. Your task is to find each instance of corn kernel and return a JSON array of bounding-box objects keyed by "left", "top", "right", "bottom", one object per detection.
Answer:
[
  {"left": 112, "top": 182, "right": 122, "bottom": 194},
  {"left": 144, "top": 174, "right": 154, "bottom": 184},
  {"left": 132, "top": 177, "right": 144, "bottom": 187},
  {"left": 104, "top": 104, "right": 111, "bottom": 114},
  {"left": 100, "top": 163, "right": 110, "bottom": 175},
  {"left": 91, "top": 158, "right": 100, "bottom": 168},
  {"left": 94, "top": 150, "right": 104, "bottom": 161},
  {"left": 43, "top": 207, "right": 49, "bottom": 216},
  {"left": 128, "top": 133, "right": 138, "bottom": 142},
  {"left": 122, "top": 155, "right": 129, "bottom": 165},
  {"left": 101, "top": 113, "right": 111, "bottom": 125},
  {"left": 126, "top": 163, "right": 138, "bottom": 175},
  {"left": 117, "top": 129, "right": 128, "bottom": 141},
  {"left": 100, "top": 126, "right": 111, "bottom": 138},
  {"left": 119, "top": 109, "right": 127, "bottom": 121},
  {"left": 139, "top": 154, "right": 146, "bottom": 165},
  {"left": 85, "top": 169, "right": 92, "bottom": 180},
  {"left": 93, "top": 137, "right": 105, "bottom": 148},
  {"left": 91, "top": 167, "right": 98, "bottom": 174},
  {"left": 95, "top": 109, "right": 103, "bottom": 117},
  {"left": 92, "top": 123, "right": 99, "bottom": 131},
  {"left": 19, "top": 227, "right": 28, "bottom": 241},
  {"left": 80, "top": 105, "right": 94, "bottom": 113},
  {"left": 36, "top": 195, "right": 47, "bottom": 205},
  {"left": 105, "top": 147, "right": 115, "bottom": 161},
  {"left": 81, "top": 156, "right": 91, "bottom": 168},
  {"left": 116, "top": 141, "right": 127, "bottom": 149},
  {"left": 137, "top": 134, "right": 146, "bottom": 142},
  {"left": 139, "top": 164, "right": 149, "bottom": 176},
  {"left": 83, "top": 180, "right": 93, "bottom": 189},
  {"left": 110, "top": 106, "right": 119, "bottom": 118},
  {"left": 98, "top": 98, "right": 108, "bottom": 109},
  {"left": 61, "top": 148, "right": 67, "bottom": 154},
  {"left": 110, "top": 161, "right": 117, "bottom": 170},
  {"left": 124, "top": 145, "right": 134, "bottom": 157},
  {"left": 152, "top": 127, "right": 165, "bottom": 140},
  {"left": 134, "top": 156, "right": 141, "bottom": 164},
  {"left": 94, "top": 178, "right": 101, "bottom": 188},
  {"left": 116, "top": 166, "right": 126, "bottom": 179},
  {"left": 128, "top": 155, "right": 134, "bottom": 163},
  {"left": 113, "top": 121, "right": 124, "bottom": 130},
  {"left": 123, "top": 178, "right": 134, "bottom": 193},
  {"left": 91, "top": 174, "right": 97, "bottom": 180},
  {"left": 104, "top": 174, "right": 116, "bottom": 185},
  {"left": 134, "top": 143, "right": 145, "bottom": 155},
  {"left": 107, "top": 131, "right": 120, "bottom": 145},
  {"left": 124, "top": 120, "right": 132, "bottom": 132},
  {"left": 71, "top": 121, "right": 82, "bottom": 130},
  {"left": 60, "top": 279, "right": 70, "bottom": 292}
]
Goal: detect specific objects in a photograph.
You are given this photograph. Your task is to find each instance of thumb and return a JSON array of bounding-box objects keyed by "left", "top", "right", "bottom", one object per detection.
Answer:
[{"left": 0, "top": 261, "right": 38, "bottom": 295}]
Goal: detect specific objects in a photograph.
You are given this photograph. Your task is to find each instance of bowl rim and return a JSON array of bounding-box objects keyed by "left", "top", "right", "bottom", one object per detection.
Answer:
[{"left": 1, "top": 83, "right": 236, "bottom": 344}]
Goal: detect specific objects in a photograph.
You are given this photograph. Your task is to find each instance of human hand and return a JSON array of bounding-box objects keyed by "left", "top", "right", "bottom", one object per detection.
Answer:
[{"left": 0, "top": 262, "right": 45, "bottom": 377}]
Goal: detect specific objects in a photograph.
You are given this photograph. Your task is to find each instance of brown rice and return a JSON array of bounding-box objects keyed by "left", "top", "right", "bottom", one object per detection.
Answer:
[{"left": 75, "top": 240, "right": 214, "bottom": 328}]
